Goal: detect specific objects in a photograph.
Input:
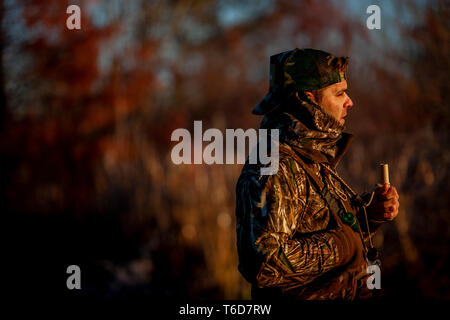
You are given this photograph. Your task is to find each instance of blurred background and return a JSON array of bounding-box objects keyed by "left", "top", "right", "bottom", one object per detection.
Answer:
[{"left": 2, "top": 0, "right": 449, "bottom": 301}]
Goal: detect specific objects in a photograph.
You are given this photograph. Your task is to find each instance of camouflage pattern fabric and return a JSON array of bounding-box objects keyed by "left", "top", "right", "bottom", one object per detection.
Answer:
[
  {"left": 283, "top": 48, "right": 348, "bottom": 93},
  {"left": 236, "top": 95, "right": 383, "bottom": 300},
  {"left": 253, "top": 48, "right": 348, "bottom": 115}
]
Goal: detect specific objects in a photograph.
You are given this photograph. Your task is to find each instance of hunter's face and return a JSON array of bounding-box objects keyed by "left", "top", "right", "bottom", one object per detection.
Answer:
[{"left": 316, "top": 80, "right": 353, "bottom": 125}]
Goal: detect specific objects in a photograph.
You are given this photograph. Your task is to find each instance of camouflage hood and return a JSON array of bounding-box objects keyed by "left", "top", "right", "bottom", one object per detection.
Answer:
[{"left": 260, "top": 95, "right": 353, "bottom": 168}]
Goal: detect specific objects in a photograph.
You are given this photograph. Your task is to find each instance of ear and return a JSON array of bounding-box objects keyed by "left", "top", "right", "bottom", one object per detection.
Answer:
[{"left": 304, "top": 91, "right": 315, "bottom": 102}]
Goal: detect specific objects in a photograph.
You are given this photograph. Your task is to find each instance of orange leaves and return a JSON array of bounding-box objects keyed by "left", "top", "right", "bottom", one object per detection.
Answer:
[{"left": 22, "top": 0, "right": 67, "bottom": 30}]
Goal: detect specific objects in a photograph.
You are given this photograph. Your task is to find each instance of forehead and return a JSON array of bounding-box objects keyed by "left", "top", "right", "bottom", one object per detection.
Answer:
[{"left": 325, "top": 80, "right": 348, "bottom": 92}]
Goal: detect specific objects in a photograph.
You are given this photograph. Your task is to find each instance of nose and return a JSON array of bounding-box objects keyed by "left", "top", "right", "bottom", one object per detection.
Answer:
[{"left": 345, "top": 94, "right": 354, "bottom": 109}]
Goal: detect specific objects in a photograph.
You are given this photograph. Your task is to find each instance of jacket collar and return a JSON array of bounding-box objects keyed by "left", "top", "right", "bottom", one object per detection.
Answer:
[{"left": 260, "top": 95, "right": 353, "bottom": 169}]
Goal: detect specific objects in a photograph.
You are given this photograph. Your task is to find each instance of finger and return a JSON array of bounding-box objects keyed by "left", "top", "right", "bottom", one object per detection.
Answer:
[
  {"left": 384, "top": 212, "right": 394, "bottom": 220},
  {"left": 379, "top": 190, "right": 399, "bottom": 201},
  {"left": 375, "top": 190, "right": 389, "bottom": 201},
  {"left": 382, "top": 199, "right": 399, "bottom": 210},
  {"left": 374, "top": 209, "right": 395, "bottom": 220},
  {"left": 385, "top": 208, "right": 398, "bottom": 220},
  {"left": 382, "top": 207, "right": 394, "bottom": 218},
  {"left": 388, "top": 198, "right": 399, "bottom": 206},
  {"left": 391, "top": 186, "right": 399, "bottom": 197},
  {"left": 377, "top": 197, "right": 397, "bottom": 208},
  {"left": 384, "top": 192, "right": 399, "bottom": 200},
  {"left": 387, "top": 186, "right": 399, "bottom": 199}
]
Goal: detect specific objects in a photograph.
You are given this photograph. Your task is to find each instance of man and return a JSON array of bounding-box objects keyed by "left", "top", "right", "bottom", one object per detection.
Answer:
[{"left": 235, "top": 48, "right": 400, "bottom": 300}]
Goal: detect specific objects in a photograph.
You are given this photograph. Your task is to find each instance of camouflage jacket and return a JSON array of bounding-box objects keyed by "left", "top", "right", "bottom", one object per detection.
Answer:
[{"left": 236, "top": 96, "right": 383, "bottom": 300}]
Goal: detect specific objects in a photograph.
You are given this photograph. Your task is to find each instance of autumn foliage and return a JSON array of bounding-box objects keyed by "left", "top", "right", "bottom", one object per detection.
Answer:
[{"left": 2, "top": 0, "right": 449, "bottom": 301}]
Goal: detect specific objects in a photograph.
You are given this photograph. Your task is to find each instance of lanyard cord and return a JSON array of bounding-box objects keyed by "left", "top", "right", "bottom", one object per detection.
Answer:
[{"left": 320, "top": 163, "right": 376, "bottom": 250}]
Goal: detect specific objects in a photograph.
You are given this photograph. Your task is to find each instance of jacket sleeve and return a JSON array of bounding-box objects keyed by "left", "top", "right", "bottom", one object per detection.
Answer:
[{"left": 236, "top": 160, "right": 358, "bottom": 289}]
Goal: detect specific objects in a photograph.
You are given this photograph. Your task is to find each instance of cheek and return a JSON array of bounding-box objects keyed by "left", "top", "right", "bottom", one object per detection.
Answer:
[
  {"left": 321, "top": 97, "right": 344, "bottom": 118},
  {"left": 329, "top": 98, "right": 343, "bottom": 113},
  {"left": 321, "top": 98, "right": 337, "bottom": 115},
  {"left": 335, "top": 98, "right": 346, "bottom": 111}
]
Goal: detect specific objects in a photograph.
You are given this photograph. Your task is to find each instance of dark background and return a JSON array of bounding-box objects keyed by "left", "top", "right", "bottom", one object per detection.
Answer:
[{"left": 2, "top": 0, "right": 449, "bottom": 302}]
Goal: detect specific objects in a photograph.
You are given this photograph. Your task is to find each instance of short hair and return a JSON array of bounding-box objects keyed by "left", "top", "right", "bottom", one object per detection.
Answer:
[{"left": 310, "top": 89, "right": 323, "bottom": 103}]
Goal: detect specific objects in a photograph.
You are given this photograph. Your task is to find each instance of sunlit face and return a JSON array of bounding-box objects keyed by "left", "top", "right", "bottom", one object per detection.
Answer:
[{"left": 307, "top": 80, "right": 354, "bottom": 125}]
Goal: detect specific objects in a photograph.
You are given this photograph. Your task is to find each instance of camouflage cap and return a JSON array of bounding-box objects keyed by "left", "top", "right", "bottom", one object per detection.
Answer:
[{"left": 253, "top": 48, "right": 349, "bottom": 115}]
